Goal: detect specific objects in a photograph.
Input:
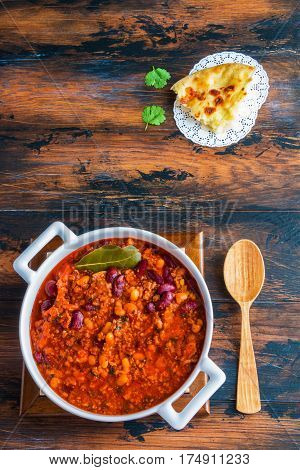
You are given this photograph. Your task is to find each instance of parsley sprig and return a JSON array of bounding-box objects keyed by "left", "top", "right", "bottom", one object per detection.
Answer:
[
  {"left": 145, "top": 66, "right": 171, "bottom": 89},
  {"left": 142, "top": 105, "right": 166, "bottom": 131}
]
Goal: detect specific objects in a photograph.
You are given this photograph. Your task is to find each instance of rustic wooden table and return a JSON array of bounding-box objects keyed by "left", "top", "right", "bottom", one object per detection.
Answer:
[{"left": 0, "top": 0, "right": 299, "bottom": 450}]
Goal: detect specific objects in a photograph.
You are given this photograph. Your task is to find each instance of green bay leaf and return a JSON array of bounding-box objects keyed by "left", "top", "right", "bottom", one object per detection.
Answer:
[{"left": 75, "top": 245, "right": 141, "bottom": 272}]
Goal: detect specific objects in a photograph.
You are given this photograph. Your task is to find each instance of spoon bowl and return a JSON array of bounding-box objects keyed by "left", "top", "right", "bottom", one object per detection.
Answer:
[{"left": 224, "top": 239, "right": 265, "bottom": 304}]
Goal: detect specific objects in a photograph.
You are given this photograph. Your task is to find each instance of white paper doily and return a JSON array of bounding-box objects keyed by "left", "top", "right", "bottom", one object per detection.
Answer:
[{"left": 173, "top": 51, "right": 269, "bottom": 147}]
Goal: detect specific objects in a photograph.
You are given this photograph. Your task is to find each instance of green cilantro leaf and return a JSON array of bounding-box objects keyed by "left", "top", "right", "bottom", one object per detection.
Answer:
[
  {"left": 142, "top": 105, "right": 166, "bottom": 130},
  {"left": 145, "top": 66, "right": 171, "bottom": 89}
]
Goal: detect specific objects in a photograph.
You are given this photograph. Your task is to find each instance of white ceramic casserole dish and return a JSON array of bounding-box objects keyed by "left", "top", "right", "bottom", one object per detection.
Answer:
[{"left": 14, "top": 222, "right": 225, "bottom": 430}]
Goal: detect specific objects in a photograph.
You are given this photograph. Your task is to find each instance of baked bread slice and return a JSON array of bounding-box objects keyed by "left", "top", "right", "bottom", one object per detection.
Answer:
[{"left": 172, "top": 63, "right": 255, "bottom": 132}]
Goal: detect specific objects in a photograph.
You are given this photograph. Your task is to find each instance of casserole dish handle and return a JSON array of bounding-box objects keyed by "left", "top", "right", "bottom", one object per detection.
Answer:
[
  {"left": 13, "top": 221, "right": 78, "bottom": 284},
  {"left": 158, "top": 357, "right": 225, "bottom": 430}
]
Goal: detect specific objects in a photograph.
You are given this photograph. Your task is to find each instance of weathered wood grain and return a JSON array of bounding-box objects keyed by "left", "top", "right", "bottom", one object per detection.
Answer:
[
  {"left": 0, "top": 127, "right": 299, "bottom": 212},
  {"left": 0, "top": 0, "right": 298, "bottom": 60},
  {"left": 1, "top": 402, "right": 299, "bottom": 450},
  {"left": 0, "top": 1, "right": 299, "bottom": 217}
]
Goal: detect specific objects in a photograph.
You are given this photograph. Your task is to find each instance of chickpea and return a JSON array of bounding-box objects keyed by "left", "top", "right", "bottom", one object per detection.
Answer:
[
  {"left": 99, "top": 355, "right": 108, "bottom": 368},
  {"left": 115, "top": 309, "right": 126, "bottom": 317},
  {"left": 38, "top": 337, "right": 47, "bottom": 349},
  {"left": 130, "top": 288, "right": 139, "bottom": 301},
  {"left": 88, "top": 355, "right": 96, "bottom": 366},
  {"left": 124, "top": 302, "right": 137, "bottom": 314},
  {"left": 176, "top": 292, "right": 188, "bottom": 304},
  {"left": 102, "top": 322, "right": 112, "bottom": 334},
  {"left": 106, "top": 331, "right": 114, "bottom": 345},
  {"left": 117, "top": 374, "right": 128, "bottom": 386},
  {"left": 50, "top": 377, "right": 59, "bottom": 388},
  {"left": 156, "top": 318, "right": 163, "bottom": 330},
  {"left": 114, "top": 300, "right": 125, "bottom": 316},
  {"left": 84, "top": 318, "right": 94, "bottom": 330},
  {"left": 77, "top": 275, "right": 90, "bottom": 286},
  {"left": 192, "top": 324, "right": 201, "bottom": 333},
  {"left": 179, "top": 278, "right": 185, "bottom": 286},
  {"left": 96, "top": 332, "right": 103, "bottom": 342},
  {"left": 122, "top": 357, "right": 130, "bottom": 373},
  {"left": 156, "top": 258, "right": 165, "bottom": 269},
  {"left": 192, "top": 319, "right": 203, "bottom": 334}
]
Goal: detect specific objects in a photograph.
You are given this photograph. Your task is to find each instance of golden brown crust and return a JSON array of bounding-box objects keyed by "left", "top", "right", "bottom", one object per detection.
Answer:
[{"left": 172, "top": 63, "right": 255, "bottom": 132}]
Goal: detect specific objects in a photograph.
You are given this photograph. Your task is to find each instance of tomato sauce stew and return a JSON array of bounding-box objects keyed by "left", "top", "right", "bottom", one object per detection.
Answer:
[{"left": 31, "top": 238, "right": 206, "bottom": 415}]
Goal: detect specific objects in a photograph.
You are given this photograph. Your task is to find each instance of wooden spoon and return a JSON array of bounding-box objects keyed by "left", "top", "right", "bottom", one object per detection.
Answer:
[{"left": 224, "top": 239, "right": 265, "bottom": 414}]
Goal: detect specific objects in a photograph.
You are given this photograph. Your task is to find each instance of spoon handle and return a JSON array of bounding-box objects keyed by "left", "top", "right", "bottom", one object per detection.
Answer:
[{"left": 237, "top": 302, "right": 261, "bottom": 414}]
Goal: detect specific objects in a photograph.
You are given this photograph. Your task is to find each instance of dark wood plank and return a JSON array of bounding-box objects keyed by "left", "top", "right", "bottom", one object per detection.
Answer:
[
  {"left": 0, "top": 126, "right": 299, "bottom": 212},
  {"left": 1, "top": 402, "right": 299, "bottom": 450},
  {"left": 0, "top": 1, "right": 298, "bottom": 61},
  {"left": 1, "top": 211, "right": 299, "bottom": 302}
]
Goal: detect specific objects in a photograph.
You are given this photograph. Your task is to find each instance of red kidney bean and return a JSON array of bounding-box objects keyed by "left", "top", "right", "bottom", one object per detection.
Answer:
[
  {"left": 136, "top": 259, "right": 148, "bottom": 278},
  {"left": 180, "top": 299, "right": 199, "bottom": 313},
  {"left": 145, "top": 302, "right": 156, "bottom": 313},
  {"left": 34, "top": 351, "right": 44, "bottom": 363},
  {"left": 106, "top": 267, "right": 119, "bottom": 283},
  {"left": 84, "top": 302, "right": 96, "bottom": 312},
  {"left": 40, "top": 299, "right": 53, "bottom": 312},
  {"left": 162, "top": 253, "right": 177, "bottom": 268},
  {"left": 156, "top": 291, "right": 174, "bottom": 311},
  {"left": 112, "top": 274, "right": 125, "bottom": 297},
  {"left": 157, "top": 283, "right": 176, "bottom": 295},
  {"left": 162, "top": 265, "right": 174, "bottom": 284},
  {"left": 45, "top": 280, "right": 57, "bottom": 298},
  {"left": 70, "top": 310, "right": 84, "bottom": 330},
  {"left": 147, "top": 269, "right": 163, "bottom": 284}
]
